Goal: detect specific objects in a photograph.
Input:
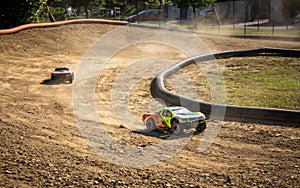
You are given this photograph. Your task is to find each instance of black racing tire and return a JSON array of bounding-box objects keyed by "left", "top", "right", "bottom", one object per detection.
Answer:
[
  {"left": 196, "top": 121, "right": 206, "bottom": 133},
  {"left": 51, "top": 75, "right": 55, "bottom": 80},
  {"left": 145, "top": 118, "right": 157, "bottom": 131},
  {"left": 171, "top": 121, "right": 183, "bottom": 135}
]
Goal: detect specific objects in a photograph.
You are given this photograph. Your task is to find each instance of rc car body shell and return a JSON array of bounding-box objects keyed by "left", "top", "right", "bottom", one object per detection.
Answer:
[
  {"left": 51, "top": 67, "right": 74, "bottom": 83},
  {"left": 142, "top": 113, "right": 166, "bottom": 128},
  {"left": 142, "top": 106, "right": 206, "bottom": 133}
]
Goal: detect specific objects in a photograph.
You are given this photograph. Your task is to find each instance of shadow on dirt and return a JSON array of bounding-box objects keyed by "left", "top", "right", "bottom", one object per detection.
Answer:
[
  {"left": 133, "top": 129, "right": 170, "bottom": 140},
  {"left": 133, "top": 129, "right": 201, "bottom": 140},
  {"left": 40, "top": 79, "right": 71, "bottom": 85}
]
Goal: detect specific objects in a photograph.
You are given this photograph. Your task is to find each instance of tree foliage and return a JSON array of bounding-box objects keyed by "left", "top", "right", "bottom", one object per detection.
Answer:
[
  {"left": 170, "top": 0, "right": 216, "bottom": 19},
  {"left": 0, "top": 0, "right": 50, "bottom": 29},
  {"left": 171, "top": 0, "right": 216, "bottom": 9},
  {"left": 282, "top": 0, "right": 300, "bottom": 20}
]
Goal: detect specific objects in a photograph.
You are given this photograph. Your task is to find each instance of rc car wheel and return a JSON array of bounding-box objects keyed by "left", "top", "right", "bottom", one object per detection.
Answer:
[
  {"left": 145, "top": 118, "right": 157, "bottom": 131},
  {"left": 171, "top": 121, "right": 183, "bottom": 135},
  {"left": 196, "top": 121, "right": 206, "bottom": 133}
]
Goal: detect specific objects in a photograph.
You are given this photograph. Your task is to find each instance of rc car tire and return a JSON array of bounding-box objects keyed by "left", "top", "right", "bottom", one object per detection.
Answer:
[
  {"left": 171, "top": 121, "right": 183, "bottom": 135},
  {"left": 146, "top": 118, "right": 157, "bottom": 131},
  {"left": 196, "top": 121, "right": 206, "bottom": 133}
]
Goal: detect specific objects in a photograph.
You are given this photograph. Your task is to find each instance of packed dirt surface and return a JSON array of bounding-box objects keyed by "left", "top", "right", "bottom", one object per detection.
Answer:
[{"left": 0, "top": 24, "right": 299, "bottom": 187}]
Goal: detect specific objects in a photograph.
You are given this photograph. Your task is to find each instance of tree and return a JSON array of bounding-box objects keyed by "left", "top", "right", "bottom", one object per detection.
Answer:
[
  {"left": 282, "top": 0, "right": 300, "bottom": 23},
  {"left": 63, "top": 0, "right": 127, "bottom": 18},
  {"left": 171, "top": 0, "right": 216, "bottom": 19},
  {"left": 64, "top": 0, "right": 94, "bottom": 18},
  {"left": 190, "top": 0, "right": 217, "bottom": 18},
  {"left": 124, "top": 0, "right": 161, "bottom": 21},
  {"left": 0, "top": 0, "right": 51, "bottom": 28}
]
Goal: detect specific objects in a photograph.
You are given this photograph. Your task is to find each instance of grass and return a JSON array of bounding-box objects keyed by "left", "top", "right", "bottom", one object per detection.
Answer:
[
  {"left": 135, "top": 21, "right": 300, "bottom": 110},
  {"left": 195, "top": 57, "right": 300, "bottom": 110}
]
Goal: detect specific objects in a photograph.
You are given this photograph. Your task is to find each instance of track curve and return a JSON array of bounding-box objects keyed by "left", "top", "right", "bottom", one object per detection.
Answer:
[{"left": 153, "top": 48, "right": 300, "bottom": 124}]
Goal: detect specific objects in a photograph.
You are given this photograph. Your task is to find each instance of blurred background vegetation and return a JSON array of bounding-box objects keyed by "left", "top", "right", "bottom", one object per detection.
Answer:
[{"left": 0, "top": 0, "right": 299, "bottom": 29}]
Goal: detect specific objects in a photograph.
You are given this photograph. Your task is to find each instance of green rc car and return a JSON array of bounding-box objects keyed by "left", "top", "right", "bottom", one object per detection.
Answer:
[{"left": 142, "top": 106, "right": 206, "bottom": 135}]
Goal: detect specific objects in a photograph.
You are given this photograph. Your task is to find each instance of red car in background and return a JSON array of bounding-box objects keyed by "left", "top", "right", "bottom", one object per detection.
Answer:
[
  {"left": 50, "top": 67, "right": 74, "bottom": 84},
  {"left": 125, "top": 9, "right": 166, "bottom": 22}
]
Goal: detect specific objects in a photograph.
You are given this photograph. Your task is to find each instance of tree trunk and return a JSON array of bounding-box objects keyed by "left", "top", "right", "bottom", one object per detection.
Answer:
[
  {"left": 135, "top": 1, "right": 139, "bottom": 22},
  {"left": 85, "top": 6, "right": 89, "bottom": 18},
  {"left": 180, "top": 8, "right": 187, "bottom": 20},
  {"left": 159, "top": 0, "right": 163, "bottom": 9},
  {"left": 193, "top": 6, "right": 196, "bottom": 18},
  {"left": 47, "top": 6, "right": 56, "bottom": 22}
]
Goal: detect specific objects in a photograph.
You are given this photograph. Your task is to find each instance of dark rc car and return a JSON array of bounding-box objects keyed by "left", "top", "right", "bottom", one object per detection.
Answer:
[
  {"left": 50, "top": 67, "right": 74, "bottom": 83},
  {"left": 142, "top": 106, "right": 206, "bottom": 135}
]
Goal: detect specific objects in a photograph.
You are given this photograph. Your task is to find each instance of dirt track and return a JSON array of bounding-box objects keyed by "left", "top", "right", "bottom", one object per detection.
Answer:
[{"left": 0, "top": 24, "right": 299, "bottom": 187}]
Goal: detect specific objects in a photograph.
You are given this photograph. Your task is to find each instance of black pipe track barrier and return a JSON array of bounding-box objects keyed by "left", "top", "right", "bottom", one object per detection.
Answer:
[{"left": 152, "top": 48, "right": 300, "bottom": 125}]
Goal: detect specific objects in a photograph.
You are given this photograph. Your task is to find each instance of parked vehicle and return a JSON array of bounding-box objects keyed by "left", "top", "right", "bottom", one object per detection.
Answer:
[
  {"left": 50, "top": 67, "right": 74, "bottom": 83},
  {"left": 142, "top": 106, "right": 206, "bottom": 135},
  {"left": 294, "top": 14, "right": 300, "bottom": 24},
  {"left": 125, "top": 9, "right": 166, "bottom": 22}
]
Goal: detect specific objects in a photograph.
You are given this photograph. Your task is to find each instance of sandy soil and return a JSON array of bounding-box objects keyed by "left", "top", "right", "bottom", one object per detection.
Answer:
[{"left": 0, "top": 24, "right": 299, "bottom": 187}]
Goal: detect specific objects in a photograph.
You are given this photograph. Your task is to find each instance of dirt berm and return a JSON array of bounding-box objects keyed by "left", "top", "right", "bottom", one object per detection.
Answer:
[{"left": 0, "top": 23, "right": 299, "bottom": 187}]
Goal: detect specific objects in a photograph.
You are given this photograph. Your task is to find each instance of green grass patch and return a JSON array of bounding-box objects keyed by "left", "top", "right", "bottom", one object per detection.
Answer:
[{"left": 196, "top": 57, "right": 300, "bottom": 110}]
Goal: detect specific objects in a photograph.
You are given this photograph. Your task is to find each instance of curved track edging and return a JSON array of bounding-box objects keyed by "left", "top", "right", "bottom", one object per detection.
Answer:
[
  {"left": 0, "top": 19, "right": 128, "bottom": 34},
  {"left": 153, "top": 48, "right": 300, "bottom": 124}
]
